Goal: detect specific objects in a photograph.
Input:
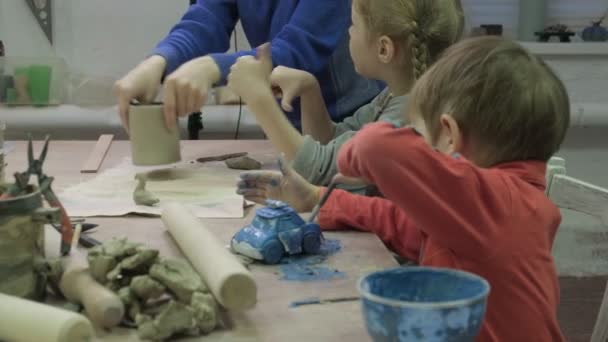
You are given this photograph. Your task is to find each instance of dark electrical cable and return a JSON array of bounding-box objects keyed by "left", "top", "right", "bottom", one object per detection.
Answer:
[{"left": 234, "top": 30, "right": 243, "bottom": 140}]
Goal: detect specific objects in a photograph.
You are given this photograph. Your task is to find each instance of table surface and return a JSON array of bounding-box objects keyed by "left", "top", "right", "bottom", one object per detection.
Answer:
[{"left": 4, "top": 140, "right": 398, "bottom": 342}]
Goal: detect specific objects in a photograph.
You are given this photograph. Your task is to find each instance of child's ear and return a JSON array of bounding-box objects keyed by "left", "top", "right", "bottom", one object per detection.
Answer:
[
  {"left": 377, "top": 35, "right": 395, "bottom": 64},
  {"left": 438, "top": 114, "right": 463, "bottom": 154}
]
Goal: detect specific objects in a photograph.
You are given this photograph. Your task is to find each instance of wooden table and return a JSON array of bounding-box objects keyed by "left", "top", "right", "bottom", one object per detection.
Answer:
[{"left": 4, "top": 140, "right": 397, "bottom": 341}]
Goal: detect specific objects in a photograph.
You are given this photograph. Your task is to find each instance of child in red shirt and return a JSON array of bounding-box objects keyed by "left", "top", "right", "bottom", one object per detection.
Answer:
[{"left": 237, "top": 37, "right": 570, "bottom": 341}]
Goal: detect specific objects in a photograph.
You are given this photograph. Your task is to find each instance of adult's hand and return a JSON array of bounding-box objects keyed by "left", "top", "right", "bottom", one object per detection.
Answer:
[{"left": 114, "top": 55, "right": 167, "bottom": 131}]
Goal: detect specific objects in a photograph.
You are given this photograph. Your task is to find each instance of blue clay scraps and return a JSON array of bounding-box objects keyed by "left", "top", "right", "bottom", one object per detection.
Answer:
[{"left": 278, "top": 239, "right": 346, "bottom": 282}]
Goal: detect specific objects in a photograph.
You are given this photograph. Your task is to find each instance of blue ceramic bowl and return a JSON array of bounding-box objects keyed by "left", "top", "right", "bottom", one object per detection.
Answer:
[{"left": 358, "top": 267, "right": 490, "bottom": 342}]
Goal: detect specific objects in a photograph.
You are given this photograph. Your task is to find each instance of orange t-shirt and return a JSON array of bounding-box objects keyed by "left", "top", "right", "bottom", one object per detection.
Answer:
[{"left": 319, "top": 122, "right": 565, "bottom": 341}]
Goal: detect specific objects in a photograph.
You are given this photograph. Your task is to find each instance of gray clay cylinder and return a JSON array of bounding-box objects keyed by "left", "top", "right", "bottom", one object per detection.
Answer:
[
  {"left": 0, "top": 121, "right": 4, "bottom": 183},
  {"left": 129, "top": 104, "right": 181, "bottom": 166},
  {"left": 518, "top": 0, "right": 547, "bottom": 41},
  {"left": 0, "top": 75, "right": 14, "bottom": 103}
]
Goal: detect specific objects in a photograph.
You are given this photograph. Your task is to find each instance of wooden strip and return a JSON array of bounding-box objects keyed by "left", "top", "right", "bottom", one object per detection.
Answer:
[
  {"left": 591, "top": 281, "right": 608, "bottom": 342},
  {"left": 80, "top": 134, "right": 113, "bottom": 173}
]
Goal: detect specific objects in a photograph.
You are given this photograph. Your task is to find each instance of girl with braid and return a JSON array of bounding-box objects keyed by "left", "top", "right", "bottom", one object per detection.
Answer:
[{"left": 227, "top": 0, "right": 465, "bottom": 186}]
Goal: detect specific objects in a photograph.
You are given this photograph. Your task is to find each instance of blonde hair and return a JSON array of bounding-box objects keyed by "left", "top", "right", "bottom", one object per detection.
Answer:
[
  {"left": 354, "top": 0, "right": 465, "bottom": 80},
  {"left": 411, "top": 36, "right": 570, "bottom": 165}
]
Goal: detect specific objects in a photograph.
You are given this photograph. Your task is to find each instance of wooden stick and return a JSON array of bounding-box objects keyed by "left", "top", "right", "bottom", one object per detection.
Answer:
[
  {"left": 0, "top": 293, "right": 93, "bottom": 342},
  {"left": 80, "top": 134, "right": 113, "bottom": 173},
  {"left": 71, "top": 223, "right": 82, "bottom": 250},
  {"left": 162, "top": 203, "right": 257, "bottom": 311}
]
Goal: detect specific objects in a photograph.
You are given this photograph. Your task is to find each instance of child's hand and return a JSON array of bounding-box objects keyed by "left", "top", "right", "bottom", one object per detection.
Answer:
[
  {"left": 236, "top": 155, "right": 322, "bottom": 213},
  {"left": 228, "top": 43, "right": 274, "bottom": 103},
  {"left": 270, "top": 66, "right": 318, "bottom": 112}
]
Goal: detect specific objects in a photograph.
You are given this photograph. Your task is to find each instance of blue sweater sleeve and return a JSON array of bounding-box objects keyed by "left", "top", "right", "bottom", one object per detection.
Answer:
[
  {"left": 154, "top": 0, "right": 350, "bottom": 85},
  {"left": 152, "top": 0, "right": 239, "bottom": 76},
  {"left": 211, "top": 1, "right": 350, "bottom": 84}
]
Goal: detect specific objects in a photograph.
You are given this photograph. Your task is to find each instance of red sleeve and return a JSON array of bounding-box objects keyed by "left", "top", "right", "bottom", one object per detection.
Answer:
[
  {"left": 318, "top": 188, "right": 422, "bottom": 261},
  {"left": 338, "top": 122, "right": 512, "bottom": 256}
]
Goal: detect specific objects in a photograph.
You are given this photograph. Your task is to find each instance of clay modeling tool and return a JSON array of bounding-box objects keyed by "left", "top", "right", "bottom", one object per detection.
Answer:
[
  {"left": 0, "top": 136, "right": 74, "bottom": 255},
  {"left": 289, "top": 296, "right": 360, "bottom": 308},
  {"left": 308, "top": 179, "right": 338, "bottom": 223},
  {"left": 59, "top": 245, "right": 125, "bottom": 328},
  {"left": 0, "top": 293, "right": 94, "bottom": 342},
  {"left": 162, "top": 203, "right": 257, "bottom": 311},
  {"left": 51, "top": 223, "right": 101, "bottom": 247}
]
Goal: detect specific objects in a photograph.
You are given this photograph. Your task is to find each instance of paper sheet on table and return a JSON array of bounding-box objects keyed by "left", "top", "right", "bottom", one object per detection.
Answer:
[{"left": 59, "top": 158, "right": 246, "bottom": 218}]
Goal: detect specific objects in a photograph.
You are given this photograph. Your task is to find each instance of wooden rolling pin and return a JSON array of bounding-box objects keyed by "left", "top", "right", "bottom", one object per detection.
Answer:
[
  {"left": 0, "top": 293, "right": 93, "bottom": 342},
  {"left": 162, "top": 203, "right": 257, "bottom": 310},
  {"left": 59, "top": 248, "right": 125, "bottom": 328}
]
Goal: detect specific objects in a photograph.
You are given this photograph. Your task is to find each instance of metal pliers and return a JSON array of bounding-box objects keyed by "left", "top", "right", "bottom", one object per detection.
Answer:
[{"left": 1, "top": 136, "right": 74, "bottom": 255}]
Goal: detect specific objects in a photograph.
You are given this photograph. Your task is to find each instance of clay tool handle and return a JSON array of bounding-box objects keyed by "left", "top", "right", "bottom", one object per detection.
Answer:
[
  {"left": 51, "top": 224, "right": 101, "bottom": 247},
  {"left": 0, "top": 292, "right": 94, "bottom": 342},
  {"left": 162, "top": 203, "right": 257, "bottom": 311},
  {"left": 308, "top": 179, "right": 337, "bottom": 223},
  {"left": 59, "top": 248, "right": 124, "bottom": 328}
]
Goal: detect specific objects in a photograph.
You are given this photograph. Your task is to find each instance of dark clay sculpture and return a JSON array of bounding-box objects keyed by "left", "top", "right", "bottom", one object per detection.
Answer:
[
  {"left": 225, "top": 155, "right": 262, "bottom": 170},
  {"left": 133, "top": 173, "right": 159, "bottom": 206}
]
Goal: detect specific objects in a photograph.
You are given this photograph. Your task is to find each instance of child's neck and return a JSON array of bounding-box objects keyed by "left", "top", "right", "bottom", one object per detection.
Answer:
[{"left": 382, "top": 67, "right": 413, "bottom": 96}]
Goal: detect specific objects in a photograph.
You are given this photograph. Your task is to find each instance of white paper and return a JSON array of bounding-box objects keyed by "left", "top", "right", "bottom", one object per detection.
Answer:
[{"left": 59, "top": 158, "right": 245, "bottom": 218}]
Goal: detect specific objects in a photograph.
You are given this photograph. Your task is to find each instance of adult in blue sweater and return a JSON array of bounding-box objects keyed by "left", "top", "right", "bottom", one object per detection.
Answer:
[{"left": 115, "top": 0, "right": 382, "bottom": 130}]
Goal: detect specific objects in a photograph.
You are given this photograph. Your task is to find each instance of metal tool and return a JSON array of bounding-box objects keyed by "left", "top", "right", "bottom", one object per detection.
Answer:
[{"left": 1, "top": 135, "right": 74, "bottom": 255}]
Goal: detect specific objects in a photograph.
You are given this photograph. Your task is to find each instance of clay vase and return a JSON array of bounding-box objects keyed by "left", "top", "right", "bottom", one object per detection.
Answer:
[
  {"left": 0, "top": 186, "right": 60, "bottom": 300},
  {"left": 582, "top": 22, "right": 608, "bottom": 42},
  {"left": 129, "top": 103, "right": 181, "bottom": 166}
]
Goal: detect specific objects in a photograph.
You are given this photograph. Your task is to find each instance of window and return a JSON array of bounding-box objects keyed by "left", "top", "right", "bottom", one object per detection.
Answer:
[{"left": 462, "top": 0, "right": 608, "bottom": 39}]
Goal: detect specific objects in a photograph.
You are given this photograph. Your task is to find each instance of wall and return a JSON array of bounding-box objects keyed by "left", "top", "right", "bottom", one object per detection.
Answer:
[
  {"left": 1, "top": 0, "right": 187, "bottom": 78},
  {"left": 1, "top": 3, "right": 607, "bottom": 139},
  {"left": 0, "top": 1, "right": 250, "bottom": 78}
]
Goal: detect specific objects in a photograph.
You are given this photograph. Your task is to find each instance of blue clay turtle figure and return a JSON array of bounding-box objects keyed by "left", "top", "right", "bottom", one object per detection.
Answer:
[{"left": 231, "top": 200, "right": 323, "bottom": 264}]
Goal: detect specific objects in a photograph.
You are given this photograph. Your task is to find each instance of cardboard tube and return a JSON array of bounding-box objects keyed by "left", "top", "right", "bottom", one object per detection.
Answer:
[
  {"left": 161, "top": 203, "right": 257, "bottom": 310},
  {"left": 129, "top": 104, "right": 181, "bottom": 166},
  {"left": 0, "top": 293, "right": 93, "bottom": 342}
]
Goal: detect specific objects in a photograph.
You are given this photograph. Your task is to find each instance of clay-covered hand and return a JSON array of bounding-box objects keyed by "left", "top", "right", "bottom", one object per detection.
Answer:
[
  {"left": 236, "top": 155, "right": 321, "bottom": 213},
  {"left": 114, "top": 55, "right": 166, "bottom": 131},
  {"left": 269, "top": 66, "right": 318, "bottom": 112},
  {"left": 227, "top": 43, "right": 274, "bottom": 104},
  {"left": 162, "top": 56, "right": 221, "bottom": 129}
]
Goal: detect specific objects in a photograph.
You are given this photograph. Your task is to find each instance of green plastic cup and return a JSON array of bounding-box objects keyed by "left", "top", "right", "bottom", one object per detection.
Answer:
[{"left": 27, "top": 65, "right": 52, "bottom": 105}]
